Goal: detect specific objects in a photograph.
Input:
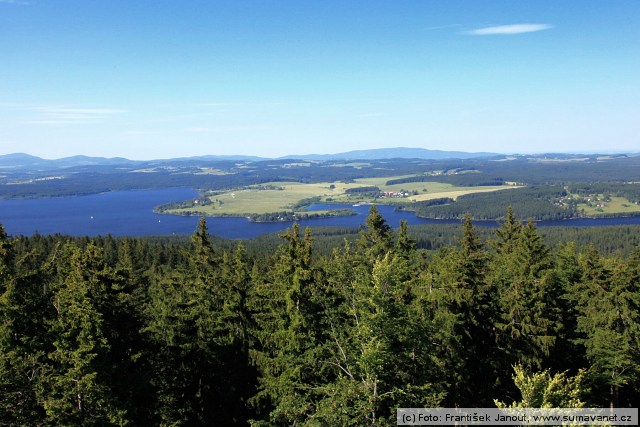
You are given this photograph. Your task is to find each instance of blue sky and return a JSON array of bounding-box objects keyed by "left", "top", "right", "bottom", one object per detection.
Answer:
[{"left": 1, "top": 0, "right": 638, "bottom": 159}]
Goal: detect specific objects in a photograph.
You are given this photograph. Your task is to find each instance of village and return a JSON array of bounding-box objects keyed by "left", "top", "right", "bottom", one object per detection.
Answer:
[
  {"left": 377, "top": 190, "right": 411, "bottom": 199},
  {"left": 553, "top": 191, "right": 640, "bottom": 216},
  {"left": 553, "top": 193, "right": 611, "bottom": 209}
]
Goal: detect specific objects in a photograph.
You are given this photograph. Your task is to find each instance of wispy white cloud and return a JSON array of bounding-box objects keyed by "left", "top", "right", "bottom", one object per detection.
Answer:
[
  {"left": 0, "top": 0, "right": 31, "bottom": 5},
  {"left": 424, "top": 24, "right": 462, "bottom": 31},
  {"left": 198, "top": 102, "right": 283, "bottom": 108},
  {"left": 123, "top": 130, "right": 163, "bottom": 136},
  {"left": 466, "top": 24, "right": 553, "bottom": 35},
  {"left": 184, "top": 127, "right": 215, "bottom": 133},
  {"left": 26, "top": 107, "right": 127, "bottom": 125},
  {"left": 184, "top": 126, "right": 275, "bottom": 133},
  {"left": 145, "top": 112, "right": 222, "bottom": 124},
  {"left": 140, "top": 102, "right": 283, "bottom": 124}
]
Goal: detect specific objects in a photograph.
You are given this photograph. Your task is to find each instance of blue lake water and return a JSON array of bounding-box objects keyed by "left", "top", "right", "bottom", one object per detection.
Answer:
[
  {"left": 1, "top": 189, "right": 640, "bottom": 239},
  {"left": 0, "top": 188, "right": 201, "bottom": 237}
]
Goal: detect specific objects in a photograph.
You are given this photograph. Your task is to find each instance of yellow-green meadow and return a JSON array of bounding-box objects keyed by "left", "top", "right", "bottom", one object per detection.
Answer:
[{"left": 163, "top": 175, "right": 520, "bottom": 216}]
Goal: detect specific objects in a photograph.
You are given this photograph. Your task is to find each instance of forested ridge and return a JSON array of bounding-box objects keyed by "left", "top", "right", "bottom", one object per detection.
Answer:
[
  {"left": 3, "top": 155, "right": 640, "bottom": 200},
  {"left": 1, "top": 207, "right": 639, "bottom": 425}
]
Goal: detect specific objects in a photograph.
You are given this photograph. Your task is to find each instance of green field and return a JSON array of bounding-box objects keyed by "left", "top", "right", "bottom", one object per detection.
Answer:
[
  {"left": 163, "top": 175, "right": 520, "bottom": 217},
  {"left": 576, "top": 195, "right": 640, "bottom": 216},
  {"left": 408, "top": 186, "right": 520, "bottom": 201}
]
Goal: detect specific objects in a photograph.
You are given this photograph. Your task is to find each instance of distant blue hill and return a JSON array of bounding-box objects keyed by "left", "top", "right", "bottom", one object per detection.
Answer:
[
  {"left": 283, "top": 147, "right": 497, "bottom": 160},
  {"left": 0, "top": 153, "right": 48, "bottom": 168},
  {"left": 0, "top": 153, "right": 268, "bottom": 169},
  {"left": 0, "top": 147, "right": 498, "bottom": 169},
  {"left": 0, "top": 153, "right": 138, "bottom": 169},
  {"left": 151, "top": 154, "right": 268, "bottom": 163}
]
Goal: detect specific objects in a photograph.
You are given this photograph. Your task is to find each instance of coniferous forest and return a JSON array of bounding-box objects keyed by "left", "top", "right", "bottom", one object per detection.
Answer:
[{"left": 1, "top": 207, "right": 639, "bottom": 426}]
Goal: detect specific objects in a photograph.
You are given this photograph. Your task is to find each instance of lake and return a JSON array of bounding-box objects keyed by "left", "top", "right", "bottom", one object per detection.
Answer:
[{"left": 1, "top": 189, "right": 640, "bottom": 239}]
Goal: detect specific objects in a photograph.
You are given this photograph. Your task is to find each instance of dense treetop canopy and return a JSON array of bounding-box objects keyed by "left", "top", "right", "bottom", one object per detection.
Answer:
[{"left": 0, "top": 210, "right": 638, "bottom": 425}]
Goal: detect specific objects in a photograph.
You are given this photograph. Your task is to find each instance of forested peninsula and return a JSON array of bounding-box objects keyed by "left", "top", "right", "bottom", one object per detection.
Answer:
[
  {"left": 1, "top": 206, "right": 638, "bottom": 425},
  {"left": 4, "top": 155, "right": 640, "bottom": 224}
]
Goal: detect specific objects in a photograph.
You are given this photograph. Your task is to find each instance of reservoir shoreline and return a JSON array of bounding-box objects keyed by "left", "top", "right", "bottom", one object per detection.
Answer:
[{"left": 2, "top": 189, "right": 640, "bottom": 239}]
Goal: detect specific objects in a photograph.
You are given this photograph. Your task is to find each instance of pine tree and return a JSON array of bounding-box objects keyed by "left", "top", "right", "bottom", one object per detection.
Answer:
[
  {"left": 249, "top": 224, "right": 320, "bottom": 424},
  {"left": 490, "top": 218, "right": 557, "bottom": 378},
  {"left": 145, "top": 217, "right": 252, "bottom": 424},
  {"left": 216, "top": 243, "right": 258, "bottom": 424},
  {"left": 493, "top": 206, "right": 523, "bottom": 253},
  {"left": 107, "top": 239, "right": 156, "bottom": 425},
  {"left": 544, "top": 242, "right": 584, "bottom": 374},
  {"left": 145, "top": 271, "right": 200, "bottom": 424},
  {"left": 394, "top": 220, "right": 415, "bottom": 260},
  {"left": 42, "top": 243, "right": 127, "bottom": 425},
  {"left": 310, "top": 211, "right": 443, "bottom": 425},
  {"left": 0, "top": 224, "right": 50, "bottom": 424},
  {"left": 357, "top": 205, "right": 392, "bottom": 262},
  {"left": 0, "top": 224, "right": 11, "bottom": 289},
  {"left": 425, "top": 214, "right": 494, "bottom": 405},
  {"left": 575, "top": 247, "right": 640, "bottom": 408}
]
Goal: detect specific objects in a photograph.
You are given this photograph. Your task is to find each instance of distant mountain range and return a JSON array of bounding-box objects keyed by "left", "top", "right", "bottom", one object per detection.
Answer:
[
  {"left": 284, "top": 147, "right": 496, "bottom": 161},
  {"left": 6, "top": 148, "right": 636, "bottom": 170},
  {"left": 0, "top": 153, "right": 137, "bottom": 169},
  {"left": 0, "top": 147, "right": 498, "bottom": 169}
]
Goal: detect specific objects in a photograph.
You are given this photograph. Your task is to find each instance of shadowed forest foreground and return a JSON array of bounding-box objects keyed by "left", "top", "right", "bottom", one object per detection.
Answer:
[{"left": 1, "top": 207, "right": 638, "bottom": 426}]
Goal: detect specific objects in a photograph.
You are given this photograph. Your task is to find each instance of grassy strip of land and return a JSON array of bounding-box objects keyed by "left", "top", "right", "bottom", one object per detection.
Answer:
[
  {"left": 409, "top": 186, "right": 520, "bottom": 202},
  {"left": 158, "top": 175, "right": 521, "bottom": 219},
  {"left": 576, "top": 195, "right": 640, "bottom": 216}
]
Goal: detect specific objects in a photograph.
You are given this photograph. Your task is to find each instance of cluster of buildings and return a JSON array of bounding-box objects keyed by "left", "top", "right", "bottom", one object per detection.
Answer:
[{"left": 379, "top": 191, "right": 410, "bottom": 198}]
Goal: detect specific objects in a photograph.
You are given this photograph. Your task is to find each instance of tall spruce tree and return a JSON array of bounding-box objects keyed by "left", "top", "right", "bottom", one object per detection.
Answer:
[
  {"left": 489, "top": 216, "right": 558, "bottom": 389},
  {"left": 0, "top": 224, "right": 50, "bottom": 424},
  {"left": 394, "top": 220, "right": 415, "bottom": 260},
  {"left": 311, "top": 210, "right": 443, "bottom": 425},
  {"left": 146, "top": 217, "right": 248, "bottom": 425},
  {"left": 551, "top": 242, "right": 585, "bottom": 372},
  {"left": 217, "top": 243, "right": 257, "bottom": 424},
  {"left": 250, "top": 223, "right": 320, "bottom": 425},
  {"left": 358, "top": 205, "right": 393, "bottom": 262},
  {"left": 41, "top": 242, "right": 127, "bottom": 425},
  {"left": 493, "top": 206, "right": 523, "bottom": 253},
  {"left": 425, "top": 214, "right": 494, "bottom": 405},
  {"left": 575, "top": 246, "right": 640, "bottom": 408}
]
